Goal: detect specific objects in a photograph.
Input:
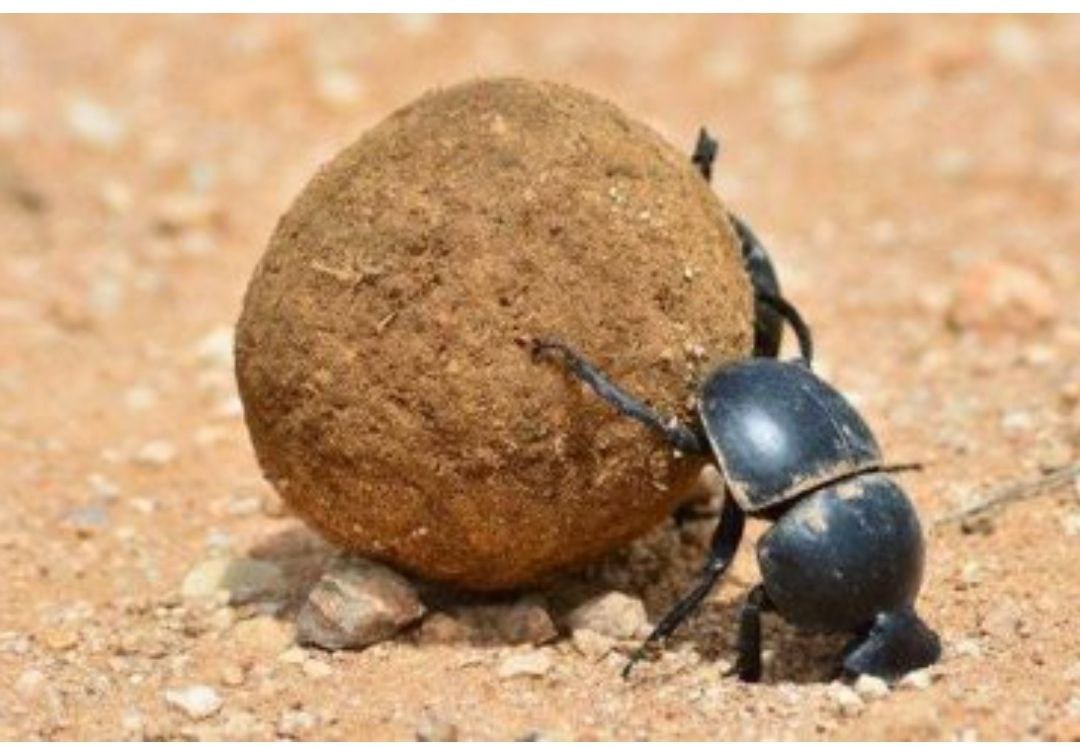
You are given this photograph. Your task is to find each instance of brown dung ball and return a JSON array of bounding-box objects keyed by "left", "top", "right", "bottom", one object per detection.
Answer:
[{"left": 236, "top": 78, "right": 753, "bottom": 590}]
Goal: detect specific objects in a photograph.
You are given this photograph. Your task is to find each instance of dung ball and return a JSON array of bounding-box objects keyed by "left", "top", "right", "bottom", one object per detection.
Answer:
[{"left": 235, "top": 77, "right": 753, "bottom": 590}]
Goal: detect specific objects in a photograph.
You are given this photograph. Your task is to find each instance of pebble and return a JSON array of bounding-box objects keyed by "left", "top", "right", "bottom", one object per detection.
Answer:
[
  {"left": 120, "top": 708, "right": 144, "bottom": 739},
  {"left": 164, "top": 684, "right": 223, "bottom": 720},
  {"left": 123, "top": 386, "right": 158, "bottom": 411},
  {"left": 87, "top": 473, "right": 121, "bottom": 502},
  {"left": 828, "top": 683, "right": 864, "bottom": 715},
  {"left": 65, "top": 96, "right": 126, "bottom": 149},
  {"left": 954, "top": 638, "right": 983, "bottom": 658},
  {"left": 786, "top": 14, "right": 864, "bottom": 67},
  {"left": 417, "top": 713, "right": 459, "bottom": 741},
  {"left": 133, "top": 439, "right": 177, "bottom": 467},
  {"left": 1061, "top": 513, "right": 1080, "bottom": 537},
  {"left": 181, "top": 556, "right": 287, "bottom": 604},
  {"left": 566, "top": 592, "right": 647, "bottom": 640},
  {"left": 853, "top": 674, "right": 891, "bottom": 701},
  {"left": 571, "top": 629, "right": 616, "bottom": 661},
  {"left": 296, "top": 556, "right": 425, "bottom": 651},
  {"left": 194, "top": 326, "right": 234, "bottom": 368},
  {"left": 989, "top": 21, "right": 1042, "bottom": 70},
  {"left": 497, "top": 648, "right": 553, "bottom": 679},
  {"left": 277, "top": 708, "right": 318, "bottom": 739},
  {"left": 154, "top": 193, "right": 220, "bottom": 232},
  {"left": 314, "top": 68, "right": 363, "bottom": 108},
  {"left": 899, "top": 668, "right": 934, "bottom": 691}
]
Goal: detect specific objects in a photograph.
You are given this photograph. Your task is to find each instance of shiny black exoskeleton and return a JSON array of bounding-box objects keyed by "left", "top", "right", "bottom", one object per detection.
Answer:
[
  {"left": 692, "top": 128, "right": 786, "bottom": 358},
  {"left": 526, "top": 229, "right": 940, "bottom": 681}
]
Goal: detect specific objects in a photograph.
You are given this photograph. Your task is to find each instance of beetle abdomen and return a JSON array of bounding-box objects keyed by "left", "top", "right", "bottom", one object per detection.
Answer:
[{"left": 756, "top": 473, "right": 925, "bottom": 633}]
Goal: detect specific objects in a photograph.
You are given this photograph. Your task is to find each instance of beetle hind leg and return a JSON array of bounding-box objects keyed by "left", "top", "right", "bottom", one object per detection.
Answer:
[
  {"left": 724, "top": 583, "right": 773, "bottom": 683},
  {"left": 841, "top": 606, "right": 941, "bottom": 682}
]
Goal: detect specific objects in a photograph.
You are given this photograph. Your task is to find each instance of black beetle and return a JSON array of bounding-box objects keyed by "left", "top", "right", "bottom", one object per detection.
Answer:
[
  {"left": 524, "top": 151, "right": 941, "bottom": 678},
  {"left": 691, "top": 128, "right": 786, "bottom": 358},
  {"left": 526, "top": 339, "right": 941, "bottom": 682}
]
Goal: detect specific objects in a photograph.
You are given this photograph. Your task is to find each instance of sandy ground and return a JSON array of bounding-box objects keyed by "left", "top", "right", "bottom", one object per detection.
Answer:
[{"left": 1, "top": 15, "right": 1078, "bottom": 741}]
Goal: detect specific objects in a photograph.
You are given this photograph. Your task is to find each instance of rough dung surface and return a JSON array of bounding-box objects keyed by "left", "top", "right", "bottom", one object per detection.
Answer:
[{"left": 235, "top": 77, "right": 753, "bottom": 590}]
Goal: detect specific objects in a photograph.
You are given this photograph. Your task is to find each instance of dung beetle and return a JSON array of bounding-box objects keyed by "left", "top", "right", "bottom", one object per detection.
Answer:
[
  {"left": 691, "top": 127, "right": 786, "bottom": 358},
  {"left": 524, "top": 150, "right": 941, "bottom": 678},
  {"left": 526, "top": 338, "right": 941, "bottom": 682}
]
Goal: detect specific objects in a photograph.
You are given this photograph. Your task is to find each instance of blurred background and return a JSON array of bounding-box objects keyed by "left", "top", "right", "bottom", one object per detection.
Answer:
[{"left": 0, "top": 15, "right": 1077, "bottom": 740}]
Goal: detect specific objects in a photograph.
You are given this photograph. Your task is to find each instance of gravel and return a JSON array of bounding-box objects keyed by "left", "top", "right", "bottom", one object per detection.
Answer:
[{"left": 566, "top": 592, "right": 648, "bottom": 640}]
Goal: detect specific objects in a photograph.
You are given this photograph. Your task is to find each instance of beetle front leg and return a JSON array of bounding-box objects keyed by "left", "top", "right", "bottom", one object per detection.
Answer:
[{"left": 524, "top": 337, "right": 709, "bottom": 456}]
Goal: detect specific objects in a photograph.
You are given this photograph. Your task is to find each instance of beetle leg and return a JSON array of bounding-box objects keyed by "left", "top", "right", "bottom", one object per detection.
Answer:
[
  {"left": 755, "top": 293, "right": 815, "bottom": 367},
  {"left": 525, "top": 337, "right": 709, "bottom": 456},
  {"left": 622, "top": 498, "right": 746, "bottom": 677},
  {"left": 725, "top": 584, "right": 773, "bottom": 683},
  {"left": 691, "top": 127, "right": 719, "bottom": 182},
  {"left": 841, "top": 606, "right": 941, "bottom": 682}
]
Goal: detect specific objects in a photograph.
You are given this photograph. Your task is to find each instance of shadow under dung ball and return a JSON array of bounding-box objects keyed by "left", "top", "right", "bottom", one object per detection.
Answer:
[{"left": 236, "top": 78, "right": 753, "bottom": 590}]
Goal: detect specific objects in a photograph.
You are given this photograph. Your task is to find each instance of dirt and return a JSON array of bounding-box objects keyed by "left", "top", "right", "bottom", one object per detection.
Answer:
[
  {"left": 236, "top": 76, "right": 751, "bottom": 590},
  {"left": 0, "top": 14, "right": 1077, "bottom": 741}
]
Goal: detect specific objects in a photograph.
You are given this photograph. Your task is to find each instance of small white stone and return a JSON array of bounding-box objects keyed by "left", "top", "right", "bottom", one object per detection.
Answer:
[
  {"left": 227, "top": 495, "right": 262, "bottom": 516},
  {"left": 497, "top": 648, "right": 553, "bottom": 679},
  {"left": 133, "top": 440, "right": 177, "bottom": 467},
  {"left": 120, "top": 707, "right": 144, "bottom": 738},
  {"left": 164, "top": 684, "right": 223, "bottom": 720},
  {"left": 853, "top": 674, "right": 890, "bottom": 701},
  {"left": 124, "top": 386, "right": 158, "bottom": 411},
  {"left": 314, "top": 69, "right": 363, "bottom": 108},
  {"left": 990, "top": 22, "right": 1042, "bottom": 69},
  {"left": 194, "top": 326, "right": 234, "bottom": 368},
  {"left": 66, "top": 96, "right": 127, "bottom": 149},
  {"left": 828, "top": 683, "right": 864, "bottom": 715},
  {"left": 277, "top": 708, "right": 318, "bottom": 738},
  {"left": 1061, "top": 512, "right": 1080, "bottom": 537},
  {"left": 87, "top": 472, "right": 121, "bottom": 502},
  {"left": 100, "top": 180, "right": 132, "bottom": 213},
  {"left": 954, "top": 638, "right": 982, "bottom": 658},
  {"left": 898, "top": 668, "right": 933, "bottom": 690}
]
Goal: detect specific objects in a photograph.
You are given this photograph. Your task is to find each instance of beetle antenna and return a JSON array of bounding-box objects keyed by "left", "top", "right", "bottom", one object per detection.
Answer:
[
  {"left": 756, "top": 293, "right": 814, "bottom": 366},
  {"left": 880, "top": 462, "right": 924, "bottom": 474}
]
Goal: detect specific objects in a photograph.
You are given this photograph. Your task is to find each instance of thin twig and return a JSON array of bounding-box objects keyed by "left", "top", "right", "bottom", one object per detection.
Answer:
[{"left": 933, "top": 462, "right": 1080, "bottom": 528}]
